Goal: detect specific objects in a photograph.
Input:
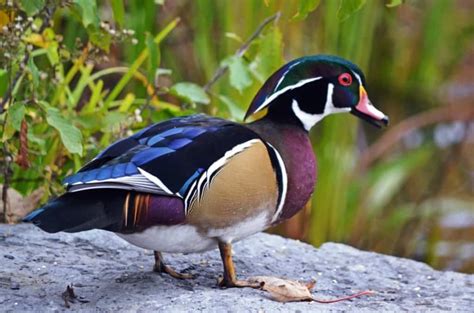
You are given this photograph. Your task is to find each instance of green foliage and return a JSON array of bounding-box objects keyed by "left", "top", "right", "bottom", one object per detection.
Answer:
[
  {"left": 252, "top": 26, "right": 284, "bottom": 82},
  {"left": 110, "top": 0, "right": 125, "bottom": 27},
  {"left": 18, "top": 0, "right": 45, "bottom": 16},
  {"left": 0, "top": 69, "right": 7, "bottom": 95},
  {"left": 3, "top": 102, "right": 25, "bottom": 141},
  {"left": 337, "top": 0, "right": 367, "bottom": 21},
  {"left": 170, "top": 83, "right": 210, "bottom": 105},
  {"left": 72, "top": 0, "right": 100, "bottom": 29},
  {"left": 222, "top": 56, "right": 253, "bottom": 93},
  {"left": 45, "top": 107, "right": 83, "bottom": 156},
  {"left": 292, "top": 0, "right": 321, "bottom": 21},
  {"left": 386, "top": 0, "right": 403, "bottom": 8}
]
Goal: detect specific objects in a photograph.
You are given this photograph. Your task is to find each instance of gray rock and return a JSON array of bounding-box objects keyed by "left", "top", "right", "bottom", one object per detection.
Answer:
[{"left": 0, "top": 224, "right": 472, "bottom": 312}]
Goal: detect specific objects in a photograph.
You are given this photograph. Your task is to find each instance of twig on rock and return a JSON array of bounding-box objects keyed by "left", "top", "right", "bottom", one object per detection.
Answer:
[{"left": 62, "top": 285, "right": 76, "bottom": 308}]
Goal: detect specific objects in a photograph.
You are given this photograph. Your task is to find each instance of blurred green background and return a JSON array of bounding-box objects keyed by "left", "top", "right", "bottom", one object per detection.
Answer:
[{"left": 0, "top": 0, "right": 473, "bottom": 273}]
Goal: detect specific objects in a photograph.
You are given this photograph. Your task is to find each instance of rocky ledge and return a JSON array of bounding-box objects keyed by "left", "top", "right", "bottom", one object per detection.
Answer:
[{"left": 0, "top": 224, "right": 472, "bottom": 312}]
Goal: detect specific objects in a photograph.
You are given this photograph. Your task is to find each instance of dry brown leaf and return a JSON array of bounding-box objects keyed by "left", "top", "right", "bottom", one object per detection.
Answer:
[
  {"left": 248, "top": 276, "right": 375, "bottom": 304},
  {"left": 248, "top": 276, "right": 315, "bottom": 302}
]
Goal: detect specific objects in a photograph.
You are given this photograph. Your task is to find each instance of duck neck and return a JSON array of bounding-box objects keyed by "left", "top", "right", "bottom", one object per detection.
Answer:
[{"left": 247, "top": 117, "right": 317, "bottom": 223}]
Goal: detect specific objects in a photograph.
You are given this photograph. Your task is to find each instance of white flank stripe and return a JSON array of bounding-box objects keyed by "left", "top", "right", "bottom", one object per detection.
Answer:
[
  {"left": 183, "top": 139, "right": 261, "bottom": 213},
  {"left": 196, "top": 171, "right": 208, "bottom": 202},
  {"left": 138, "top": 167, "right": 174, "bottom": 194},
  {"left": 267, "top": 144, "right": 288, "bottom": 223},
  {"left": 252, "top": 76, "right": 323, "bottom": 115},
  {"left": 184, "top": 180, "right": 197, "bottom": 213},
  {"left": 204, "top": 138, "right": 261, "bottom": 180}
]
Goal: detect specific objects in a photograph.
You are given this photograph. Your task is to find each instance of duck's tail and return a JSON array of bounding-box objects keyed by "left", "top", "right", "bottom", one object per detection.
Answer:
[{"left": 23, "top": 189, "right": 127, "bottom": 233}]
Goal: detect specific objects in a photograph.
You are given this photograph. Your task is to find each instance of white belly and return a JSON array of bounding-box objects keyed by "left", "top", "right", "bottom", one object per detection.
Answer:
[
  {"left": 116, "top": 211, "right": 271, "bottom": 253},
  {"left": 116, "top": 224, "right": 217, "bottom": 253}
]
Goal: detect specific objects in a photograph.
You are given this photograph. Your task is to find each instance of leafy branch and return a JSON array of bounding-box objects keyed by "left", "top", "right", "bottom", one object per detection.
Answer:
[
  {"left": 0, "top": 5, "right": 53, "bottom": 114},
  {"left": 203, "top": 12, "right": 281, "bottom": 93},
  {"left": 1, "top": 3, "right": 54, "bottom": 223}
]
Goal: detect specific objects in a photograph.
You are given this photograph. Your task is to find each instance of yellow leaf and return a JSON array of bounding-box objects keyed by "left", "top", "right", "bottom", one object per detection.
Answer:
[
  {"left": 0, "top": 10, "right": 10, "bottom": 28},
  {"left": 23, "top": 33, "right": 47, "bottom": 48}
]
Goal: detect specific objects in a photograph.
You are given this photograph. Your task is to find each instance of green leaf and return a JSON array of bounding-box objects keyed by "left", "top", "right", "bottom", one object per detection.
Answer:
[
  {"left": 111, "top": 0, "right": 125, "bottom": 27},
  {"left": 337, "top": 0, "right": 367, "bottom": 22},
  {"left": 292, "top": 0, "right": 321, "bottom": 21},
  {"left": 253, "top": 26, "right": 283, "bottom": 81},
  {"left": 27, "top": 58, "right": 40, "bottom": 88},
  {"left": 73, "top": 0, "right": 100, "bottom": 28},
  {"left": 219, "top": 95, "right": 245, "bottom": 120},
  {"left": 46, "top": 108, "right": 83, "bottom": 155},
  {"left": 70, "top": 0, "right": 110, "bottom": 51},
  {"left": 75, "top": 114, "right": 103, "bottom": 131},
  {"left": 170, "top": 82, "right": 210, "bottom": 105},
  {"left": 2, "top": 102, "right": 25, "bottom": 141},
  {"left": 18, "top": 0, "right": 45, "bottom": 16},
  {"left": 87, "top": 27, "right": 112, "bottom": 52},
  {"left": 103, "top": 111, "right": 126, "bottom": 131},
  {"left": 7, "top": 102, "right": 26, "bottom": 131},
  {"left": 27, "top": 132, "right": 46, "bottom": 154},
  {"left": 222, "top": 56, "right": 252, "bottom": 93},
  {"left": 386, "top": 0, "right": 403, "bottom": 8},
  {"left": 0, "top": 69, "right": 7, "bottom": 96}
]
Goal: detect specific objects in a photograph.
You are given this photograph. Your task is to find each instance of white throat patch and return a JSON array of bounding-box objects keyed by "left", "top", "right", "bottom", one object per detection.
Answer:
[
  {"left": 291, "top": 100, "right": 323, "bottom": 131},
  {"left": 291, "top": 83, "right": 350, "bottom": 131}
]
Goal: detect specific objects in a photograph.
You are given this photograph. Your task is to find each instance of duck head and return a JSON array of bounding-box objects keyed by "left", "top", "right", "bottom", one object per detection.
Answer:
[{"left": 245, "top": 55, "right": 389, "bottom": 130}]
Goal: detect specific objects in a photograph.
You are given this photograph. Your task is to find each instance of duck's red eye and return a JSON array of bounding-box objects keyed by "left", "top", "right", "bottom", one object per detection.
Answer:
[{"left": 338, "top": 73, "right": 352, "bottom": 86}]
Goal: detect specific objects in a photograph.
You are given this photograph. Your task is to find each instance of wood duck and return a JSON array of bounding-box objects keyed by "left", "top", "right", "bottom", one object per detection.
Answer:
[{"left": 24, "top": 55, "right": 388, "bottom": 288}]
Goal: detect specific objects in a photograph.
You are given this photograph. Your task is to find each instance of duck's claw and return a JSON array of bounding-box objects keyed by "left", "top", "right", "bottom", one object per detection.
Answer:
[
  {"left": 217, "top": 241, "right": 261, "bottom": 288},
  {"left": 217, "top": 276, "right": 262, "bottom": 288},
  {"left": 153, "top": 251, "right": 194, "bottom": 280}
]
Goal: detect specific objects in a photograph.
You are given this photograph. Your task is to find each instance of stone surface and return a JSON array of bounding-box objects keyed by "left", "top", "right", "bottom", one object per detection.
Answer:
[{"left": 0, "top": 224, "right": 473, "bottom": 312}]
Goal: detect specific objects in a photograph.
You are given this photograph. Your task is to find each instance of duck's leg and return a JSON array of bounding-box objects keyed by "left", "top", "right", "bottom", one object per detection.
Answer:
[
  {"left": 153, "top": 251, "right": 193, "bottom": 279},
  {"left": 217, "top": 242, "right": 261, "bottom": 288}
]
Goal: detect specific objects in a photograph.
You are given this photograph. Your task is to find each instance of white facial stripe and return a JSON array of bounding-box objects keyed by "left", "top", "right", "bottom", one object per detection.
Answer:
[
  {"left": 253, "top": 76, "right": 323, "bottom": 115},
  {"left": 274, "top": 61, "right": 302, "bottom": 91},
  {"left": 324, "top": 83, "right": 351, "bottom": 115},
  {"left": 291, "top": 83, "right": 350, "bottom": 131},
  {"left": 353, "top": 72, "right": 363, "bottom": 85}
]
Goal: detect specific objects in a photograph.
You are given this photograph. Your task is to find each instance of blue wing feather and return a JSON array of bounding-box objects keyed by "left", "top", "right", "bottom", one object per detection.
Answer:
[{"left": 63, "top": 114, "right": 262, "bottom": 196}]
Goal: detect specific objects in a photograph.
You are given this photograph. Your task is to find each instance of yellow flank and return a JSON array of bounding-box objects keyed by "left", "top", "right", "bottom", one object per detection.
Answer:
[{"left": 187, "top": 141, "right": 278, "bottom": 230}]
